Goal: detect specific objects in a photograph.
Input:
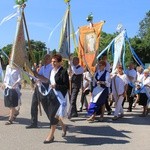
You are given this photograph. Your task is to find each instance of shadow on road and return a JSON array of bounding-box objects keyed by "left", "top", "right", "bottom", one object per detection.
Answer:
[{"left": 63, "top": 125, "right": 130, "bottom": 146}]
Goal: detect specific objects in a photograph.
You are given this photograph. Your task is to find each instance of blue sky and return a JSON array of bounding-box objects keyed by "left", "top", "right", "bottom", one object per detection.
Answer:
[{"left": 0, "top": 0, "right": 150, "bottom": 52}]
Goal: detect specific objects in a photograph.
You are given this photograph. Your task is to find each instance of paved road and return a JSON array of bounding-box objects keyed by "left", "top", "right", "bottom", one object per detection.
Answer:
[{"left": 0, "top": 87, "right": 150, "bottom": 150}]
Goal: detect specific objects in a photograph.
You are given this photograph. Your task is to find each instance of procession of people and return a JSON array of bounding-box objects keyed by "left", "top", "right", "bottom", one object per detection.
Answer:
[
  {"left": 0, "top": 0, "right": 150, "bottom": 146},
  {"left": 1, "top": 51, "right": 150, "bottom": 144}
]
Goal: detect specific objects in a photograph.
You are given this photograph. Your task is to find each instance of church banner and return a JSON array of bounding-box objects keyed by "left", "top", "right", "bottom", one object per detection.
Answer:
[
  {"left": 78, "top": 21, "right": 104, "bottom": 74},
  {"left": 58, "top": 9, "right": 69, "bottom": 59},
  {"left": 9, "top": 15, "right": 29, "bottom": 68},
  {"left": 112, "top": 30, "right": 125, "bottom": 73}
]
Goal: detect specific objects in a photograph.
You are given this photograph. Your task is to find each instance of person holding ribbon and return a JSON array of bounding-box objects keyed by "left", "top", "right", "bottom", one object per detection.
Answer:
[
  {"left": 26, "top": 54, "right": 53, "bottom": 129},
  {"left": 43, "top": 54, "right": 69, "bottom": 144},
  {"left": 3, "top": 64, "right": 22, "bottom": 125}
]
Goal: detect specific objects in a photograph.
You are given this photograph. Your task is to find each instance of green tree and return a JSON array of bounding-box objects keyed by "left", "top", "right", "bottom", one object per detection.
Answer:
[
  {"left": 98, "top": 31, "right": 116, "bottom": 63},
  {"left": 131, "top": 10, "right": 150, "bottom": 63},
  {"left": 1, "top": 44, "right": 13, "bottom": 67},
  {"left": 1, "top": 40, "right": 47, "bottom": 66}
]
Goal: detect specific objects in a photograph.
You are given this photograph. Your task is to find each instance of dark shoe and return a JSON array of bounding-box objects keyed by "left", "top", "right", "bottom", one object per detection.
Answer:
[
  {"left": 62, "top": 126, "right": 68, "bottom": 137},
  {"left": 77, "top": 109, "right": 82, "bottom": 112},
  {"left": 67, "top": 115, "right": 71, "bottom": 120},
  {"left": 107, "top": 110, "right": 112, "bottom": 115},
  {"left": 139, "top": 114, "right": 146, "bottom": 117},
  {"left": 112, "top": 116, "right": 119, "bottom": 121},
  {"left": 5, "top": 120, "right": 13, "bottom": 125},
  {"left": 43, "top": 137, "right": 54, "bottom": 144},
  {"left": 98, "top": 117, "right": 104, "bottom": 122},
  {"left": 146, "top": 109, "right": 150, "bottom": 115},
  {"left": 71, "top": 113, "right": 78, "bottom": 117},
  {"left": 26, "top": 124, "right": 38, "bottom": 129},
  {"left": 118, "top": 113, "right": 124, "bottom": 118},
  {"left": 127, "top": 109, "right": 132, "bottom": 112}
]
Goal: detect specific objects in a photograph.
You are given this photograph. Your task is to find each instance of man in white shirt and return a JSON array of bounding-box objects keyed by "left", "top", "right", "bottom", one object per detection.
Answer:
[
  {"left": 68, "top": 57, "right": 84, "bottom": 118},
  {"left": 26, "top": 54, "right": 53, "bottom": 128},
  {"left": 126, "top": 62, "right": 137, "bottom": 112}
]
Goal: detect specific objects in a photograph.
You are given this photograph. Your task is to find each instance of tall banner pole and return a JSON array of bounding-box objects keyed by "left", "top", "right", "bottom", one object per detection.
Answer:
[
  {"left": 67, "top": 1, "right": 71, "bottom": 58},
  {"left": 15, "top": 0, "right": 42, "bottom": 116},
  {"left": 65, "top": 0, "right": 72, "bottom": 100},
  {"left": 21, "top": 5, "right": 35, "bottom": 66}
]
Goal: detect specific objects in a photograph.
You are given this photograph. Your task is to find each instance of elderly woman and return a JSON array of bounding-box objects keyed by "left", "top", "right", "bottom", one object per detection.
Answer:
[
  {"left": 3, "top": 64, "right": 22, "bottom": 125},
  {"left": 87, "top": 60, "right": 111, "bottom": 122},
  {"left": 138, "top": 69, "right": 150, "bottom": 117},
  {"left": 43, "top": 54, "right": 69, "bottom": 144}
]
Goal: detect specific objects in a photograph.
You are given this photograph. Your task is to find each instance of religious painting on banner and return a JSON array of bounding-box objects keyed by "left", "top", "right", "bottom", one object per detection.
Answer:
[
  {"left": 85, "top": 32, "right": 96, "bottom": 53},
  {"left": 78, "top": 21, "right": 104, "bottom": 75}
]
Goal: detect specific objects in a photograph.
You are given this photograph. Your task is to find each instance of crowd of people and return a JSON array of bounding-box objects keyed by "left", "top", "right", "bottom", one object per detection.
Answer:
[{"left": 1, "top": 53, "right": 150, "bottom": 144}]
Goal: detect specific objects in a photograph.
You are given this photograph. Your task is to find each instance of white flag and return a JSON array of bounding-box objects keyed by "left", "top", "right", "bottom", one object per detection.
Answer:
[
  {"left": 58, "top": 9, "right": 69, "bottom": 59},
  {"left": 112, "top": 30, "right": 125, "bottom": 73}
]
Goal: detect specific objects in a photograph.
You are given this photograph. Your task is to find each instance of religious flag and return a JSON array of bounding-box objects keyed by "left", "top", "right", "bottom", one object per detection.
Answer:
[
  {"left": 112, "top": 30, "right": 125, "bottom": 73},
  {"left": 58, "top": 9, "right": 69, "bottom": 59},
  {"left": 9, "top": 15, "right": 29, "bottom": 68},
  {"left": 78, "top": 21, "right": 104, "bottom": 74}
]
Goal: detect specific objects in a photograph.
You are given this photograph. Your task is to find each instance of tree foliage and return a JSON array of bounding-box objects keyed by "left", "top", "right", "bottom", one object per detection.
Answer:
[
  {"left": 130, "top": 10, "right": 150, "bottom": 63},
  {"left": 1, "top": 40, "right": 47, "bottom": 67}
]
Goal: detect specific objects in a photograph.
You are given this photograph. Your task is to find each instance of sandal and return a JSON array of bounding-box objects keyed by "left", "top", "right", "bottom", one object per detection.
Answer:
[
  {"left": 13, "top": 111, "right": 19, "bottom": 121},
  {"left": 86, "top": 116, "right": 95, "bottom": 122},
  {"left": 5, "top": 120, "right": 13, "bottom": 125},
  {"left": 14, "top": 111, "right": 19, "bottom": 117}
]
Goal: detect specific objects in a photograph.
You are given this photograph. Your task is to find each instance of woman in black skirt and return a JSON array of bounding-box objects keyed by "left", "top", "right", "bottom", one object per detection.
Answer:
[
  {"left": 43, "top": 54, "right": 69, "bottom": 144},
  {"left": 3, "top": 64, "right": 22, "bottom": 125},
  {"left": 138, "top": 69, "right": 150, "bottom": 117}
]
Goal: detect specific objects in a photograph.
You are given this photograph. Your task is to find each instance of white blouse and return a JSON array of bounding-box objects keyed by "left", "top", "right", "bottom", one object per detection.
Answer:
[{"left": 3, "top": 65, "right": 22, "bottom": 88}]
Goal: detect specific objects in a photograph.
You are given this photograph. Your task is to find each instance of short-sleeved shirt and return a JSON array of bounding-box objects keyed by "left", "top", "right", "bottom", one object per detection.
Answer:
[{"left": 38, "top": 64, "right": 53, "bottom": 79}]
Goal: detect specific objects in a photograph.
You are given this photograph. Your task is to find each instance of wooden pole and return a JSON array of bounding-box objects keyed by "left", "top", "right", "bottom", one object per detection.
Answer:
[
  {"left": 22, "top": 5, "right": 35, "bottom": 65},
  {"left": 67, "top": 2, "right": 71, "bottom": 58},
  {"left": 21, "top": 5, "right": 42, "bottom": 116}
]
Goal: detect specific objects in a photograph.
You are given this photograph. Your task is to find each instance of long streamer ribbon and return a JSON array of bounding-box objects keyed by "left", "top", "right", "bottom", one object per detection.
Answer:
[
  {"left": 0, "top": 4, "right": 23, "bottom": 26},
  {"left": 0, "top": 49, "right": 50, "bottom": 96},
  {"left": 0, "top": 12, "right": 18, "bottom": 26},
  {"left": 48, "top": 18, "right": 63, "bottom": 44}
]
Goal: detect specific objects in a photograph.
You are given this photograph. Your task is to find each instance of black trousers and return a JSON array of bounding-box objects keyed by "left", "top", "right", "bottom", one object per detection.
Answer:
[
  {"left": 126, "top": 84, "right": 134, "bottom": 111},
  {"left": 68, "top": 87, "right": 80, "bottom": 117},
  {"left": 105, "top": 98, "right": 112, "bottom": 112},
  {"left": 31, "top": 86, "right": 49, "bottom": 126},
  {"left": 80, "top": 89, "right": 90, "bottom": 110}
]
